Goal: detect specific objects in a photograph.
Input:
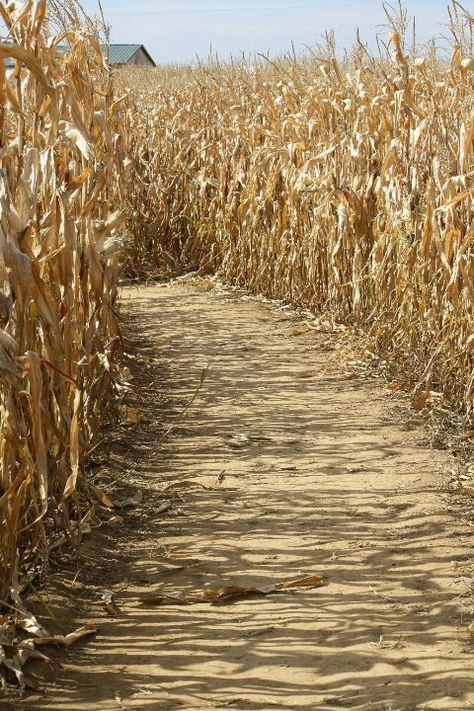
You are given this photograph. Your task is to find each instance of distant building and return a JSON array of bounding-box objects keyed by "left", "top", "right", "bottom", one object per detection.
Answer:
[
  {"left": 102, "top": 44, "right": 156, "bottom": 67},
  {"left": 1, "top": 38, "right": 14, "bottom": 69},
  {"left": 4, "top": 43, "right": 156, "bottom": 70}
]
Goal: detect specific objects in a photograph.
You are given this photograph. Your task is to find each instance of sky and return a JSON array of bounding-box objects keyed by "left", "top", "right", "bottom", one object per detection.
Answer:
[{"left": 82, "top": 1, "right": 454, "bottom": 64}]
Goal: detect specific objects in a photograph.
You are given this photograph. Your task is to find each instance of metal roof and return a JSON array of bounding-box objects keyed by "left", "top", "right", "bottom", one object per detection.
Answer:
[
  {"left": 2, "top": 40, "right": 14, "bottom": 69},
  {"left": 4, "top": 44, "right": 155, "bottom": 69},
  {"left": 101, "top": 44, "right": 155, "bottom": 65}
]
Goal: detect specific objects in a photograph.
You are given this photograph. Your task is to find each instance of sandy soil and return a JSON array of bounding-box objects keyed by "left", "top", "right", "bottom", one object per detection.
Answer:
[{"left": 6, "top": 281, "right": 474, "bottom": 710}]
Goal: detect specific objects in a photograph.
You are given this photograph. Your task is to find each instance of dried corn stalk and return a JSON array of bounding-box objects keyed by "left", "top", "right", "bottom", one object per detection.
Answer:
[
  {"left": 122, "top": 31, "right": 474, "bottom": 419},
  {"left": 0, "top": 1, "right": 128, "bottom": 602}
]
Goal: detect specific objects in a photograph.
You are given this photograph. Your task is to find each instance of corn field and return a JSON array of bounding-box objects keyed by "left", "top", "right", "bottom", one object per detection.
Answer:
[
  {"left": 1, "top": 0, "right": 474, "bottom": 650},
  {"left": 0, "top": 1, "right": 128, "bottom": 604},
  {"left": 122, "top": 14, "right": 474, "bottom": 422}
]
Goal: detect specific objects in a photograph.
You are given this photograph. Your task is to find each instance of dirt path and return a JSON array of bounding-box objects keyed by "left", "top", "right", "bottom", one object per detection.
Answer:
[{"left": 13, "top": 282, "right": 474, "bottom": 710}]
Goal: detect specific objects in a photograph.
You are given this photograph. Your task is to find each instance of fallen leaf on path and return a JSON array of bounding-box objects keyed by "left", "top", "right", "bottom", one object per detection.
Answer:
[
  {"left": 102, "top": 590, "right": 121, "bottom": 616},
  {"left": 140, "top": 573, "right": 326, "bottom": 606},
  {"left": 200, "top": 573, "right": 325, "bottom": 603},
  {"left": 16, "top": 612, "right": 50, "bottom": 639},
  {"left": 91, "top": 484, "right": 116, "bottom": 509},
  {"left": 117, "top": 491, "right": 143, "bottom": 509},
  {"left": 50, "top": 508, "right": 96, "bottom": 549},
  {"left": 224, "top": 434, "right": 251, "bottom": 449},
  {"left": 385, "top": 656, "right": 410, "bottom": 665},
  {"left": 199, "top": 585, "right": 271, "bottom": 603},
  {"left": 118, "top": 405, "right": 140, "bottom": 424},
  {"left": 276, "top": 574, "right": 324, "bottom": 589},
  {"left": 156, "top": 502, "right": 172, "bottom": 515},
  {"left": 291, "top": 325, "right": 311, "bottom": 336},
  {"left": 17, "top": 641, "right": 53, "bottom": 666},
  {"left": 0, "top": 623, "right": 96, "bottom": 688},
  {"left": 412, "top": 390, "right": 429, "bottom": 410},
  {"left": 34, "top": 624, "right": 97, "bottom": 648}
]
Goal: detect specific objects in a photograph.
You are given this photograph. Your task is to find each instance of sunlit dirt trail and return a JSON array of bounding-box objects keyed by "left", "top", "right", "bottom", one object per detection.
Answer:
[{"left": 14, "top": 281, "right": 474, "bottom": 710}]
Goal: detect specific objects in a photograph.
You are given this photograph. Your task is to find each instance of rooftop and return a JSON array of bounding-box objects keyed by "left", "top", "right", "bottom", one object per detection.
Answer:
[{"left": 4, "top": 43, "right": 156, "bottom": 69}]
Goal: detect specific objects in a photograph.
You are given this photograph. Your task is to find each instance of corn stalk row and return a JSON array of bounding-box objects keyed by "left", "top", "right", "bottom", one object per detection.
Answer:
[
  {"left": 123, "top": 36, "right": 474, "bottom": 418},
  {"left": 0, "top": 1, "right": 127, "bottom": 602}
]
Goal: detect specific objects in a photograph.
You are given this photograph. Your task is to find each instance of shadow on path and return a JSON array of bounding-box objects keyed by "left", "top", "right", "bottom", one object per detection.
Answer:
[{"left": 11, "top": 282, "right": 474, "bottom": 711}]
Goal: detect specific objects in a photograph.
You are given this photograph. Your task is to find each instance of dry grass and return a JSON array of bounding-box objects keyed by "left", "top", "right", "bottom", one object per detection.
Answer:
[
  {"left": 0, "top": 2, "right": 128, "bottom": 603},
  {"left": 122, "top": 9, "right": 474, "bottom": 422}
]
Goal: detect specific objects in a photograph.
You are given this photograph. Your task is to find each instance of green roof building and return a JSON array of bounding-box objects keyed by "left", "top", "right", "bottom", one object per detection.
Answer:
[
  {"left": 4, "top": 43, "right": 156, "bottom": 70},
  {"left": 102, "top": 44, "right": 156, "bottom": 67}
]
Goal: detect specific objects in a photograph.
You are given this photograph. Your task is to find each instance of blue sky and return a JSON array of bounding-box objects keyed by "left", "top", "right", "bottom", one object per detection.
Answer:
[{"left": 82, "top": 1, "right": 453, "bottom": 64}]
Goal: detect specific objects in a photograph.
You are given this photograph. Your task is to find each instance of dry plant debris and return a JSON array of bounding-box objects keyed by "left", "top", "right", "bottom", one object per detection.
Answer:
[
  {"left": 0, "top": 583, "right": 97, "bottom": 689},
  {"left": 139, "top": 573, "right": 325, "bottom": 606}
]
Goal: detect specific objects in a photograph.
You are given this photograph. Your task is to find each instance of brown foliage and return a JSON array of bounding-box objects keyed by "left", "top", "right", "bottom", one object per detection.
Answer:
[
  {"left": 0, "top": 2, "right": 128, "bottom": 601},
  {"left": 122, "top": 38, "right": 474, "bottom": 418}
]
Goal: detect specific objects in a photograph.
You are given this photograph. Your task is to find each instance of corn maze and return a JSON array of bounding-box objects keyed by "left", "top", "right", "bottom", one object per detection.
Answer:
[{"left": 0, "top": 0, "right": 474, "bottom": 683}]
